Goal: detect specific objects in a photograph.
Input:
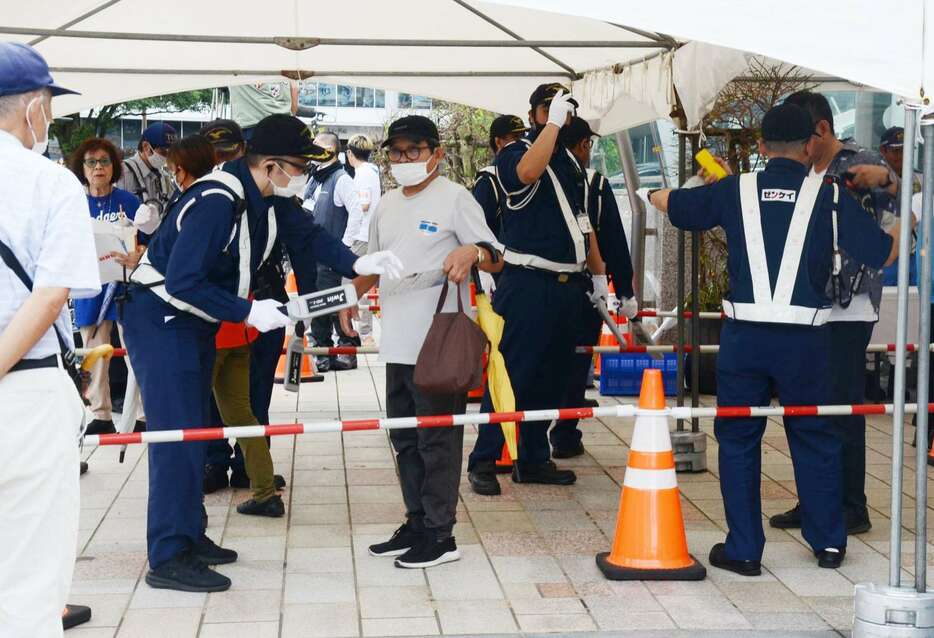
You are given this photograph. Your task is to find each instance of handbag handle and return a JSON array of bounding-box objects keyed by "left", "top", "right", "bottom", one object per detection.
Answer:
[{"left": 434, "top": 278, "right": 465, "bottom": 314}]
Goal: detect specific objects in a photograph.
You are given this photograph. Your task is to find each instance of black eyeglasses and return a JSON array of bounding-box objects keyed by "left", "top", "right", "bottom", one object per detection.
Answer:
[
  {"left": 84, "top": 158, "right": 112, "bottom": 168},
  {"left": 273, "top": 158, "right": 313, "bottom": 175},
  {"left": 387, "top": 146, "right": 431, "bottom": 162}
]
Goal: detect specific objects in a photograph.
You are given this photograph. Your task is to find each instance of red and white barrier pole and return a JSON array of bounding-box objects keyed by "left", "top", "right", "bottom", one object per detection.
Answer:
[
  {"left": 83, "top": 402, "right": 934, "bottom": 447},
  {"left": 636, "top": 309, "right": 726, "bottom": 319}
]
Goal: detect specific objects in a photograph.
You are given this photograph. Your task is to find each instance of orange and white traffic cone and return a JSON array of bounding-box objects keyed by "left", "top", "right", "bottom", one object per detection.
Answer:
[
  {"left": 596, "top": 368, "right": 706, "bottom": 580},
  {"left": 275, "top": 333, "right": 322, "bottom": 384},
  {"left": 495, "top": 441, "right": 513, "bottom": 474}
]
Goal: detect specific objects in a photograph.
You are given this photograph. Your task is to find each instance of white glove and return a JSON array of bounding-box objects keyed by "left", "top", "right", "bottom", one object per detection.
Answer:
[
  {"left": 354, "top": 251, "right": 404, "bottom": 278},
  {"left": 606, "top": 294, "right": 621, "bottom": 313},
  {"left": 247, "top": 299, "right": 291, "bottom": 333},
  {"left": 591, "top": 274, "right": 609, "bottom": 303},
  {"left": 636, "top": 187, "right": 653, "bottom": 209},
  {"left": 547, "top": 90, "right": 575, "bottom": 128},
  {"left": 133, "top": 203, "right": 161, "bottom": 235},
  {"left": 619, "top": 295, "right": 639, "bottom": 320}
]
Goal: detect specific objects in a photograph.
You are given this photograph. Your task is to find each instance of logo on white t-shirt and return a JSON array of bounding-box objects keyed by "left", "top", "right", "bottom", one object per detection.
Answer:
[
  {"left": 761, "top": 189, "right": 796, "bottom": 203},
  {"left": 417, "top": 220, "right": 439, "bottom": 234}
]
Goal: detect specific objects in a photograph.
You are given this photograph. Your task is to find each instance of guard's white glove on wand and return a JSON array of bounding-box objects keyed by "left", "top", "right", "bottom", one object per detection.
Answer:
[
  {"left": 354, "top": 251, "right": 404, "bottom": 279},
  {"left": 591, "top": 274, "right": 610, "bottom": 303},
  {"left": 547, "top": 90, "right": 576, "bottom": 128},
  {"left": 247, "top": 298, "right": 291, "bottom": 332}
]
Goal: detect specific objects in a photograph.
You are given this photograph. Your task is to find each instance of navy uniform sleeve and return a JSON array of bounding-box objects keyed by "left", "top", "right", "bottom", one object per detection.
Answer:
[
  {"left": 667, "top": 177, "right": 734, "bottom": 231},
  {"left": 276, "top": 198, "right": 358, "bottom": 279},
  {"left": 494, "top": 141, "right": 528, "bottom": 194},
  {"left": 472, "top": 174, "right": 501, "bottom": 237},
  {"left": 834, "top": 186, "right": 893, "bottom": 269},
  {"left": 163, "top": 193, "right": 252, "bottom": 322},
  {"left": 595, "top": 178, "right": 634, "bottom": 298}
]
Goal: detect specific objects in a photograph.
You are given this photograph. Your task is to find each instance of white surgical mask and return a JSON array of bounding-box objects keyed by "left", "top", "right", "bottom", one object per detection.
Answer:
[
  {"left": 24, "top": 97, "right": 50, "bottom": 155},
  {"left": 147, "top": 150, "right": 167, "bottom": 171},
  {"left": 271, "top": 163, "right": 309, "bottom": 198},
  {"left": 390, "top": 160, "right": 436, "bottom": 187}
]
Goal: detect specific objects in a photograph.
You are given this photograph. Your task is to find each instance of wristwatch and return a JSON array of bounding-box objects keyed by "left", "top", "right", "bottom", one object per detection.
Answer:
[{"left": 475, "top": 241, "right": 500, "bottom": 264}]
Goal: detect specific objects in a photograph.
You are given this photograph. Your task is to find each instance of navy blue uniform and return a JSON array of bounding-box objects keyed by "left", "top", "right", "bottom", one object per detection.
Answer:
[
  {"left": 552, "top": 169, "right": 634, "bottom": 451},
  {"left": 472, "top": 168, "right": 502, "bottom": 241},
  {"left": 122, "top": 158, "right": 357, "bottom": 569},
  {"left": 667, "top": 158, "right": 892, "bottom": 561},
  {"left": 468, "top": 135, "right": 590, "bottom": 470}
]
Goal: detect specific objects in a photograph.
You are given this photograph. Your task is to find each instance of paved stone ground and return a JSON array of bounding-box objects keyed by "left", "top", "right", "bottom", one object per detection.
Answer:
[{"left": 70, "top": 350, "right": 934, "bottom": 638}]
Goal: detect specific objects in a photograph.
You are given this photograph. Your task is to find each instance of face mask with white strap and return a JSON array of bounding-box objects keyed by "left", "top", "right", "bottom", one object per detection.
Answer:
[{"left": 24, "top": 96, "right": 50, "bottom": 155}]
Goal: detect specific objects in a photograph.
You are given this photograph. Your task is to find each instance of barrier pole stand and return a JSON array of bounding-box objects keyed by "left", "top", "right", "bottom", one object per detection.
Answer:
[
  {"left": 675, "top": 133, "right": 686, "bottom": 433},
  {"left": 852, "top": 105, "right": 934, "bottom": 638},
  {"left": 915, "top": 115, "right": 934, "bottom": 592}
]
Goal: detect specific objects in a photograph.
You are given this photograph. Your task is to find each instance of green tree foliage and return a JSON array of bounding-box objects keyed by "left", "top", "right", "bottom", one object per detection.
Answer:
[{"left": 53, "top": 89, "right": 212, "bottom": 157}]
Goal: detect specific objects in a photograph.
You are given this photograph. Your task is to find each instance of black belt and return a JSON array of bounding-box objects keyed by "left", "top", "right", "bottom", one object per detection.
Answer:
[
  {"left": 10, "top": 354, "right": 59, "bottom": 373},
  {"left": 503, "top": 263, "right": 588, "bottom": 284}
]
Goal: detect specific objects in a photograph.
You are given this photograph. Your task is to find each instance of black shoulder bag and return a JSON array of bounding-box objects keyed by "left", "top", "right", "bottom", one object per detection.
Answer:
[{"left": 0, "top": 238, "right": 89, "bottom": 400}]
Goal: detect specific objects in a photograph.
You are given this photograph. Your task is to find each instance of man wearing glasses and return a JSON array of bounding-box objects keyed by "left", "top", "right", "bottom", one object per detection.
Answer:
[
  {"left": 467, "top": 84, "right": 607, "bottom": 496},
  {"left": 117, "top": 122, "right": 176, "bottom": 219},
  {"left": 346, "top": 115, "right": 502, "bottom": 569}
]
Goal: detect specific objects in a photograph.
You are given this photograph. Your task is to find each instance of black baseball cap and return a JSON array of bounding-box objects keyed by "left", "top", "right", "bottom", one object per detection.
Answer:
[
  {"left": 560, "top": 116, "right": 600, "bottom": 147},
  {"left": 248, "top": 114, "right": 329, "bottom": 160},
  {"left": 380, "top": 115, "right": 439, "bottom": 148},
  {"left": 200, "top": 119, "right": 244, "bottom": 150},
  {"left": 881, "top": 126, "right": 905, "bottom": 148},
  {"left": 0, "top": 42, "right": 78, "bottom": 97},
  {"left": 529, "top": 83, "right": 579, "bottom": 109},
  {"left": 760, "top": 104, "right": 814, "bottom": 142},
  {"left": 490, "top": 114, "right": 529, "bottom": 140}
]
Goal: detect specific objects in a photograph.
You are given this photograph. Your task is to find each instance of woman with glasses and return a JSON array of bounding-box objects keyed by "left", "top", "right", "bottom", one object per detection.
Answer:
[{"left": 68, "top": 138, "right": 145, "bottom": 435}]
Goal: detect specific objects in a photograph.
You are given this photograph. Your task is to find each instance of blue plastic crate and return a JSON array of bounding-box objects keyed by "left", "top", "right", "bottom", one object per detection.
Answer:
[{"left": 599, "top": 353, "right": 680, "bottom": 396}]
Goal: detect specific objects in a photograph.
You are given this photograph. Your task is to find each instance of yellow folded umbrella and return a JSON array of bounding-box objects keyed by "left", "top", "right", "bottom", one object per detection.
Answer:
[{"left": 474, "top": 291, "right": 518, "bottom": 460}]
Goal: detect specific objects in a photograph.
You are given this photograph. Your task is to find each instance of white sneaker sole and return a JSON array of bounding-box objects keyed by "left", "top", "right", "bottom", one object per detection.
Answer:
[
  {"left": 368, "top": 547, "right": 410, "bottom": 557},
  {"left": 394, "top": 549, "right": 461, "bottom": 569}
]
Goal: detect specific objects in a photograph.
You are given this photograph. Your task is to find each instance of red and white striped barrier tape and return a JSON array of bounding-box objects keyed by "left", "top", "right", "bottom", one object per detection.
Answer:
[
  {"left": 82, "top": 402, "right": 934, "bottom": 447},
  {"left": 303, "top": 343, "right": 934, "bottom": 357},
  {"left": 637, "top": 309, "right": 725, "bottom": 319}
]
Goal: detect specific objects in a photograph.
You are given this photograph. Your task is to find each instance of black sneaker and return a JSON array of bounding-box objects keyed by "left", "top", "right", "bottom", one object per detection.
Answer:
[
  {"left": 62, "top": 604, "right": 91, "bottom": 630},
  {"left": 512, "top": 461, "right": 576, "bottom": 485},
  {"left": 583, "top": 398, "right": 600, "bottom": 408},
  {"left": 846, "top": 511, "right": 872, "bottom": 535},
  {"left": 815, "top": 547, "right": 846, "bottom": 569},
  {"left": 315, "top": 357, "right": 331, "bottom": 373},
  {"left": 551, "top": 441, "right": 586, "bottom": 459},
  {"left": 274, "top": 474, "right": 287, "bottom": 490},
  {"left": 79, "top": 461, "right": 88, "bottom": 476},
  {"left": 133, "top": 420, "right": 147, "bottom": 433},
  {"left": 768, "top": 503, "right": 801, "bottom": 529},
  {"left": 85, "top": 419, "right": 116, "bottom": 435},
  {"left": 192, "top": 535, "right": 238, "bottom": 566},
  {"left": 368, "top": 520, "right": 424, "bottom": 557},
  {"left": 709, "top": 542, "right": 761, "bottom": 576},
  {"left": 237, "top": 495, "right": 285, "bottom": 518},
  {"left": 394, "top": 534, "right": 460, "bottom": 569},
  {"left": 468, "top": 468, "right": 501, "bottom": 496},
  {"left": 229, "top": 468, "right": 250, "bottom": 489},
  {"left": 145, "top": 551, "right": 231, "bottom": 593},
  {"left": 330, "top": 354, "right": 358, "bottom": 371},
  {"left": 203, "top": 464, "right": 230, "bottom": 494}
]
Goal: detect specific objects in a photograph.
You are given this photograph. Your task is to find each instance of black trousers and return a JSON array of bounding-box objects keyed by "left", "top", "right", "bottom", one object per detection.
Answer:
[
  {"left": 829, "top": 320, "right": 874, "bottom": 521},
  {"left": 386, "top": 364, "right": 466, "bottom": 538},
  {"left": 310, "top": 266, "right": 359, "bottom": 348}
]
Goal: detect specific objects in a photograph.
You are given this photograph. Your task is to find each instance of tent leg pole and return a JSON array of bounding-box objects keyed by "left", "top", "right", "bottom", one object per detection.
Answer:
[
  {"left": 617, "top": 131, "right": 646, "bottom": 306},
  {"left": 915, "top": 115, "right": 934, "bottom": 592},
  {"left": 675, "top": 133, "right": 686, "bottom": 433},
  {"left": 689, "top": 135, "right": 700, "bottom": 434}
]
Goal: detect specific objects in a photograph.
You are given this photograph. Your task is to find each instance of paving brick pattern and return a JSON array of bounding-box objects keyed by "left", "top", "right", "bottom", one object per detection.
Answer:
[{"left": 71, "top": 353, "right": 933, "bottom": 637}]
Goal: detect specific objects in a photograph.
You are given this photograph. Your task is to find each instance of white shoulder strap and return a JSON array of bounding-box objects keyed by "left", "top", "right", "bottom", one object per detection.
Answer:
[
  {"left": 195, "top": 169, "right": 246, "bottom": 199},
  {"left": 738, "top": 173, "right": 773, "bottom": 303},
  {"left": 771, "top": 176, "right": 822, "bottom": 306},
  {"left": 543, "top": 163, "right": 586, "bottom": 264}
]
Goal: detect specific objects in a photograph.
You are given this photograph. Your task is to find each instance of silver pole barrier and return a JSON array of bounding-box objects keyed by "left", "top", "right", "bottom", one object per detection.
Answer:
[
  {"left": 889, "top": 105, "right": 919, "bottom": 588},
  {"left": 916, "top": 115, "right": 934, "bottom": 592},
  {"left": 616, "top": 131, "right": 646, "bottom": 306}
]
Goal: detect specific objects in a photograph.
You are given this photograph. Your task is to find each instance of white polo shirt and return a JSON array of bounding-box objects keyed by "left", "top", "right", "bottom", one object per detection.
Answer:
[{"left": 0, "top": 130, "right": 100, "bottom": 359}]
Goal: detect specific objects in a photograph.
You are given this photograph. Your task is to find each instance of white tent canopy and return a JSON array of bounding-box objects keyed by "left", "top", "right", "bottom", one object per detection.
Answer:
[{"left": 2, "top": 0, "right": 684, "bottom": 131}]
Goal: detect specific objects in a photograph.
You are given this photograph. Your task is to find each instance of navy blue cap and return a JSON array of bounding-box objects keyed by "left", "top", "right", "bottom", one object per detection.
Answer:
[
  {"left": 142, "top": 122, "right": 178, "bottom": 149},
  {"left": 881, "top": 126, "right": 905, "bottom": 148},
  {"left": 0, "top": 42, "right": 77, "bottom": 98},
  {"left": 380, "top": 115, "right": 440, "bottom": 148},
  {"left": 761, "top": 104, "right": 814, "bottom": 142}
]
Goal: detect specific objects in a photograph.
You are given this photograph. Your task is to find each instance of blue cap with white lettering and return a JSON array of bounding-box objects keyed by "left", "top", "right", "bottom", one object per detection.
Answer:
[{"left": 0, "top": 42, "right": 78, "bottom": 98}]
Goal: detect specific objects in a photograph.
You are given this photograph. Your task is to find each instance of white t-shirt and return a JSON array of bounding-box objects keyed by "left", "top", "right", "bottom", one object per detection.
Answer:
[
  {"left": 0, "top": 130, "right": 101, "bottom": 359},
  {"left": 369, "top": 175, "right": 503, "bottom": 365},
  {"left": 809, "top": 166, "right": 878, "bottom": 322},
  {"left": 345, "top": 162, "right": 381, "bottom": 245}
]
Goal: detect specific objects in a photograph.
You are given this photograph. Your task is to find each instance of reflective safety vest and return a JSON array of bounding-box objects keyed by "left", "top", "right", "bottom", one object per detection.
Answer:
[
  {"left": 497, "top": 139, "right": 589, "bottom": 273},
  {"left": 129, "top": 170, "right": 278, "bottom": 323},
  {"left": 723, "top": 173, "right": 833, "bottom": 326}
]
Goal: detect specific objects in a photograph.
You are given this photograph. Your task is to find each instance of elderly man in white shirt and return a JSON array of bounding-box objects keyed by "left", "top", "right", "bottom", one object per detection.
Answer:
[
  {"left": 343, "top": 134, "right": 381, "bottom": 338},
  {"left": 0, "top": 43, "right": 100, "bottom": 638}
]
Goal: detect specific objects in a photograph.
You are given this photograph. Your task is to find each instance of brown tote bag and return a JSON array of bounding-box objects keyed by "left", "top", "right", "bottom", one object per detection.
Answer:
[{"left": 413, "top": 278, "right": 488, "bottom": 395}]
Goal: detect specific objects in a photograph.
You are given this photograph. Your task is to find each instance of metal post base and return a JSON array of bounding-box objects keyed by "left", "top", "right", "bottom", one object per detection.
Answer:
[
  {"left": 671, "top": 430, "right": 707, "bottom": 473},
  {"left": 853, "top": 583, "right": 934, "bottom": 637}
]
